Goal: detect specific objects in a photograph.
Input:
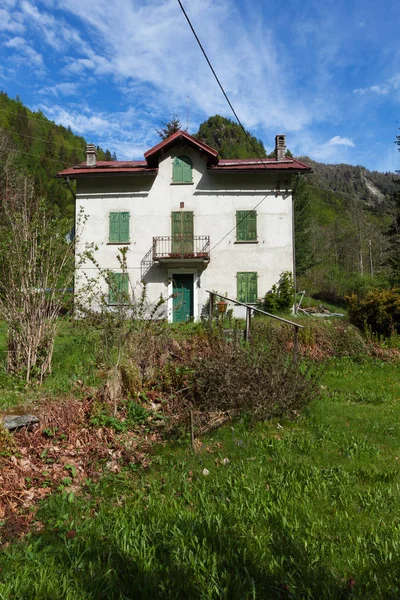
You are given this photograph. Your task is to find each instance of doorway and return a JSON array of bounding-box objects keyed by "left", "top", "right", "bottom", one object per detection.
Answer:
[{"left": 172, "top": 274, "right": 193, "bottom": 322}]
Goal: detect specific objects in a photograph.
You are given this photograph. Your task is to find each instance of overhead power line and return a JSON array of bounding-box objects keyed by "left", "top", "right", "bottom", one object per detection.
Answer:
[
  {"left": 0, "top": 105, "right": 77, "bottom": 129},
  {"left": 0, "top": 125, "right": 85, "bottom": 155},
  {"left": 176, "top": 0, "right": 290, "bottom": 252}
]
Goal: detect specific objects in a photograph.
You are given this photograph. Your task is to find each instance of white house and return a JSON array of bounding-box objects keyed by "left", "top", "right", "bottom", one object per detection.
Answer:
[{"left": 58, "top": 130, "right": 311, "bottom": 322}]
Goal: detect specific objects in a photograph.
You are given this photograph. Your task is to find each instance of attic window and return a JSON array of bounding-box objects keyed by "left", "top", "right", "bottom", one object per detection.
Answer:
[{"left": 172, "top": 155, "right": 193, "bottom": 183}]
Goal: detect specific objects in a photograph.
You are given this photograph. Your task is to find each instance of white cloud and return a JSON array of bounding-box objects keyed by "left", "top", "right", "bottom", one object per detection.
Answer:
[
  {"left": 293, "top": 133, "right": 357, "bottom": 163},
  {"left": 39, "top": 104, "right": 111, "bottom": 135},
  {"left": 19, "top": 0, "right": 92, "bottom": 53},
  {"left": 44, "top": 0, "right": 322, "bottom": 135},
  {"left": 36, "top": 103, "right": 157, "bottom": 159},
  {"left": 5, "top": 35, "right": 45, "bottom": 69},
  {"left": 327, "top": 136, "right": 355, "bottom": 147},
  {"left": 4, "top": 36, "right": 25, "bottom": 48},
  {"left": 39, "top": 82, "right": 79, "bottom": 97},
  {"left": 354, "top": 74, "right": 400, "bottom": 96},
  {"left": 0, "top": 8, "right": 25, "bottom": 33}
]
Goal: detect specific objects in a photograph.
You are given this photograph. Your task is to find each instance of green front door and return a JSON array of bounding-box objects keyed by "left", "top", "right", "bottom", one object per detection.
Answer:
[
  {"left": 171, "top": 211, "right": 194, "bottom": 255},
  {"left": 172, "top": 274, "right": 193, "bottom": 322}
]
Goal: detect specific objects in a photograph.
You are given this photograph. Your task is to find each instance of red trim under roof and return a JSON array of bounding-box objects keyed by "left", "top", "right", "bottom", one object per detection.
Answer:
[{"left": 144, "top": 130, "right": 219, "bottom": 167}]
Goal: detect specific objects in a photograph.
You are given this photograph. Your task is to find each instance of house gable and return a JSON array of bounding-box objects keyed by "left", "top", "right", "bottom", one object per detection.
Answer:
[{"left": 144, "top": 130, "right": 219, "bottom": 168}]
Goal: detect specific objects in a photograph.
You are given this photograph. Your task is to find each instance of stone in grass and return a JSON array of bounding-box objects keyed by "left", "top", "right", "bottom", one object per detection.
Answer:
[{"left": 2, "top": 414, "right": 39, "bottom": 432}]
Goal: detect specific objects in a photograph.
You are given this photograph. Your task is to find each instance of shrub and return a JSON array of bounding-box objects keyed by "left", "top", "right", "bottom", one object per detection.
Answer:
[
  {"left": 346, "top": 288, "right": 400, "bottom": 338},
  {"left": 257, "top": 271, "right": 294, "bottom": 314},
  {"left": 190, "top": 337, "right": 321, "bottom": 420},
  {"left": 299, "top": 265, "right": 387, "bottom": 307}
]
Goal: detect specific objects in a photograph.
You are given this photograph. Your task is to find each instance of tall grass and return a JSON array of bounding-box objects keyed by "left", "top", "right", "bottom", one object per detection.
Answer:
[{"left": 1, "top": 358, "right": 400, "bottom": 598}]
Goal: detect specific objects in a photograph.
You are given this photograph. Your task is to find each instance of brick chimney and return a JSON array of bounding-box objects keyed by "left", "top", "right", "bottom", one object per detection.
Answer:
[
  {"left": 275, "top": 134, "right": 286, "bottom": 161},
  {"left": 86, "top": 143, "right": 97, "bottom": 167}
]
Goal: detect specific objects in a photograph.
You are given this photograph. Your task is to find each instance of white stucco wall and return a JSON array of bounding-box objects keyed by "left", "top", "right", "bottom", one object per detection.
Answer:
[{"left": 75, "top": 144, "right": 294, "bottom": 321}]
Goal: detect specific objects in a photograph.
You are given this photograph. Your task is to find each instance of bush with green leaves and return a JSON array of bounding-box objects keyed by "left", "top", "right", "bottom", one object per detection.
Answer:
[
  {"left": 257, "top": 271, "right": 294, "bottom": 314},
  {"left": 346, "top": 288, "right": 400, "bottom": 338}
]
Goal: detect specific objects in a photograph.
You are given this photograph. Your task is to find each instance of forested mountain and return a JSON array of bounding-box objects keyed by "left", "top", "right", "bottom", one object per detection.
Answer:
[
  {"left": 195, "top": 115, "right": 267, "bottom": 159},
  {"left": 298, "top": 155, "right": 398, "bottom": 209},
  {"left": 0, "top": 91, "right": 115, "bottom": 218}
]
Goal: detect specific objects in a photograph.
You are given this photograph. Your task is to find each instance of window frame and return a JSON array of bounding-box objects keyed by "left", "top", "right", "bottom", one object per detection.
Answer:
[
  {"left": 235, "top": 210, "right": 257, "bottom": 243},
  {"left": 172, "top": 155, "right": 193, "bottom": 184},
  {"left": 108, "top": 272, "right": 129, "bottom": 305},
  {"left": 108, "top": 212, "right": 130, "bottom": 244},
  {"left": 236, "top": 271, "right": 258, "bottom": 304}
]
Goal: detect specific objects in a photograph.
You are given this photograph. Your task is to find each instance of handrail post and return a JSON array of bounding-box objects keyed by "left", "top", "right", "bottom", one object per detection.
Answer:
[
  {"left": 245, "top": 307, "right": 252, "bottom": 341},
  {"left": 293, "top": 325, "right": 298, "bottom": 363},
  {"left": 209, "top": 292, "right": 215, "bottom": 324}
]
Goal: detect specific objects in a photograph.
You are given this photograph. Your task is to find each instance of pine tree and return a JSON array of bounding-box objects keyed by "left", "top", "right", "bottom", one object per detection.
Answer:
[{"left": 156, "top": 115, "right": 182, "bottom": 140}]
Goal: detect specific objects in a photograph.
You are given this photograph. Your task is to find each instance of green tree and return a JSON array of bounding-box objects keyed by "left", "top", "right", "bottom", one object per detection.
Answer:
[
  {"left": 385, "top": 131, "right": 400, "bottom": 284},
  {"left": 293, "top": 175, "right": 316, "bottom": 277},
  {"left": 156, "top": 115, "right": 182, "bottom": 140},
  {"left": 195, "top": 115, "right": 266, "bottom": 158}
]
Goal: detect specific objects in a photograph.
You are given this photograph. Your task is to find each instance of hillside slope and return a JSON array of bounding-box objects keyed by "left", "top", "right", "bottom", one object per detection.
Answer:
[
  {"left": 297, "top": 155, "right": 399, "bottom": 209},
  {"left": 0, "top": 91, "right": 114, "bottom": 218}
]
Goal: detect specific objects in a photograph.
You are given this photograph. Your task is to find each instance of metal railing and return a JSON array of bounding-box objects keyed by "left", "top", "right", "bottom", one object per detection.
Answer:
[
  {"left": 206, "top": 291, "right": 304, "bottom": 361},
  {"left": 153, "top": 235, "right": 210, "bottom": 260}
]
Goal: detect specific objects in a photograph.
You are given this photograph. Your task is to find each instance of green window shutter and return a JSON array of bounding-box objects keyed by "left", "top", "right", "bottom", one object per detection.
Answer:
[
  {"left": 237, "top": 272, "right": 247, "bottom": 303},
  {"left": 109, "top": 212, "right": 130, "bottom": 242},
  {"left": 236, "top": 211, "right": 247, "bottom": 241},
  {"left": 120, "top": 272, "right": 129, "bottom": 300},
  {"left": 182, "top": 160, "right": 192, "bottom": 183},
  {"left": 237, "top": 272, "right": 258, "bottom": 303},
  {"left": 171, "top": 211, "right": 182, "bottom": 236},
  {"left": 108, "top": 272, "right": 129, "bottom": 304},
  {"left": 247, "top": 211, "right": 257, "bottom": 241},
  {"left": 119, "top": 212, "right": 130, "bottom": 242},
  {"left": 172, "top": 157, "right": 183, "bottom": 183},
  {"left": 247, "top": 272, "right": 258, "bottom": 303},
  {"left": 182, "top": 211, "right": 194, "bottom": 236},
  {"left": 236, "top": 210, "right": 257, "bottom": 241},
  {"left": 108, "top": 272, "right": 117, "bottom": 304},
  {"left": 109, "top": 213, "right": 120, "bottom": 242},
  {"left": 172, "top": 156, "right": 192, "bottom": 183}
]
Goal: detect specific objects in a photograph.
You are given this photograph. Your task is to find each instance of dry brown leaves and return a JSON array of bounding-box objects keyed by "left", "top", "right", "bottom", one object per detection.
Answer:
[{"left": 0, "top": 396, "right": 161, "bottom": 541}]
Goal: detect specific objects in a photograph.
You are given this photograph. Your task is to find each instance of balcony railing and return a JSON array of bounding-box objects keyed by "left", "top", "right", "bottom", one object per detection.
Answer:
[{"left": 152, "top": 235, "right": 210, "bottom": 261}]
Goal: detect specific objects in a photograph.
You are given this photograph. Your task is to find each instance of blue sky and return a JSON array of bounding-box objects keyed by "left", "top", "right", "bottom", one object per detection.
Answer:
[{"left": 0, "top": 0, "right": 399, "bottom": 171}]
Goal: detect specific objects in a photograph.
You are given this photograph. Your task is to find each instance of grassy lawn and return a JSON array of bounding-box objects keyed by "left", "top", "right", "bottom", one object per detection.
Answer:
[
  {"left": 0, "top": 319, "right": 100, "bottom": 412},
  {"left": 1, "top": 357, "right": 400, "bottom": 598}
]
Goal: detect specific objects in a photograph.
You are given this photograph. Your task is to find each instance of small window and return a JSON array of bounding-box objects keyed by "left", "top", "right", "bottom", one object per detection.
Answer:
[
  {"left": 109, "top": 212, "right": 130, "bottom": 243},
  {"left": 172, "top": 155, "right": 193, "bottom": 183},
  {"left": 108, "top": 272, "right": 129, "bottom": 305},
  {"left": 237, "top": 272, "right": 258, "bottom": 304},
  {"left": 236, "top": 210, "right": 257, "bottom": 242}
]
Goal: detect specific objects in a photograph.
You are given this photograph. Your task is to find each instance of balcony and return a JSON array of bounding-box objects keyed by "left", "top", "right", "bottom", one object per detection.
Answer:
[
  {"left": 141, "top": 235, "right": 210, "bottom": 279},
  {"left": 153, "top": 235, "right": 210, "bottom": 261}
]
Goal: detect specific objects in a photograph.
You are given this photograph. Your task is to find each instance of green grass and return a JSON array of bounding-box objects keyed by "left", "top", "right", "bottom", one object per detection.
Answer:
[
  {"left": 1, "top": 358, "right": 400, "bottom": 598},
  {"left": 0, "top": 319, "right": 101, "bottom": 411}
]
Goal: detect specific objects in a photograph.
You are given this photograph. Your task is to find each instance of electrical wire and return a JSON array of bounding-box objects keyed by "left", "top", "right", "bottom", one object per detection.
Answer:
[
  {"left": 176, "top": 0, "right": 299, "bottom": 252},
  {"left": 0, "top": 125, "right": 85, "bottom": 155}
]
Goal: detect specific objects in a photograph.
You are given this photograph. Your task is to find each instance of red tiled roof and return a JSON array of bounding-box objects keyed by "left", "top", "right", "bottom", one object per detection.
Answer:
[
  {"left": 57, "top": 132, "right": 311, "bottom": 178},
  {"left": 57, "top": 161, "right": 157, "bottom": 178},
  {"left": 144, "top": 130, "right": 219, "bottom": 167},
  {"left": 210, "top": 157, "right": 311, "bottom": 172}
]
